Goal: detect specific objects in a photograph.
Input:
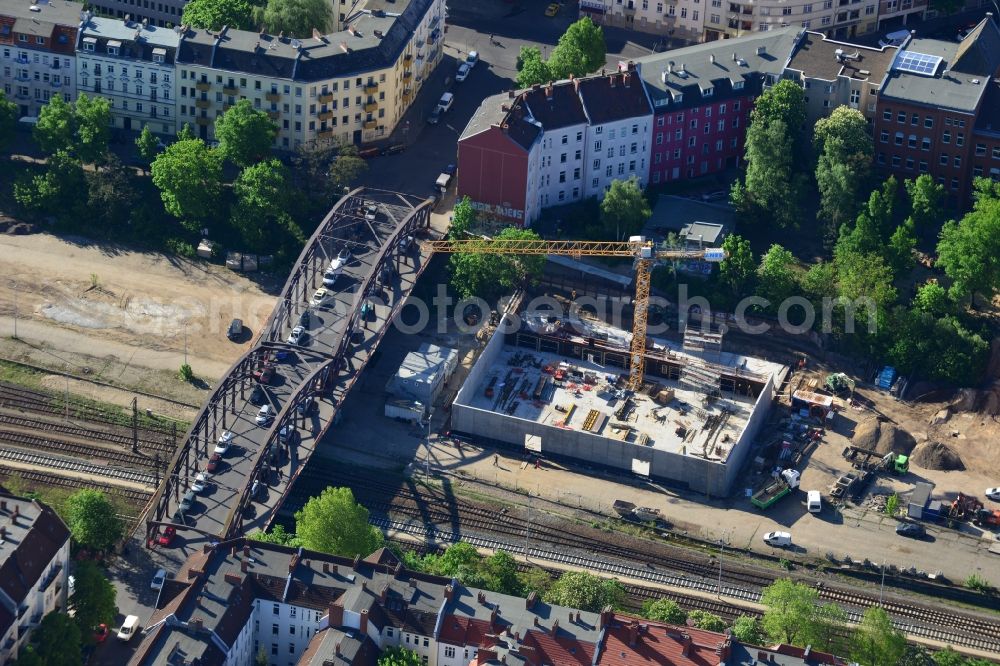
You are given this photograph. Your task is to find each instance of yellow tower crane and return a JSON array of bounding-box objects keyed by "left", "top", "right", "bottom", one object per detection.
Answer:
[{"left": 424, "top": 236, "right": 727, "bottom": 391}]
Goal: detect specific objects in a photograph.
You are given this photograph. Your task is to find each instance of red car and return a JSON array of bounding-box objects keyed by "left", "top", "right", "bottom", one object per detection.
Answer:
[
  {"left": 207, "top": 453, "right": 222, "bottom": 473},
  {"left": 157, "top": 526, "right": 176, "bottom": 546},
  {"left": 253, "top": 363, "right": 275, "bottom": 384},
  {"left": 94, "top": 623, "right": 109, "bottom": 643}
]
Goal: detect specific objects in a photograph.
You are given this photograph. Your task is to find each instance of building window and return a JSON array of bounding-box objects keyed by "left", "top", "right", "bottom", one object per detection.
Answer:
[
  {"left": 908, "top": 135, "right": 917, "bottom": 148},
  {"left": 951, "top": 178, "right": 959, "bottom": 190},
  {"left": 877, "top": 152, "right": 885, "bottom": 164},
  {"left": 919, "top": 161, "right": 927, "bottom": 173},
  {"left": 954, "top": 156, "right": 961, "bottom": 167},
  {"left": 905, "top": 157, "right": 914, "bottom": 170},
  {"left": 445, "top": 647, "right": 456, "bottom": 658},
  {"left": 911, "top": 113, "right": 918, "bottom": 125},
  {"left": 922, "top": 137, "right": 930, "bottom": 151},
  {"left": 942, "top": 131, "right": 950, "bottom": 143},
  {"left": 939, "top": 154, "right": 948, "bottom": 165},
  {"left": 880, "top": 130, "right": 888, "bottom": 143},
  {"left": 924, "top": 116, "right": 933, "bottom": 128},
  {"left": 897, "top": 111, "right": 905, "bottom": 123},
  {"left": 891, "top": 155, "right": 900, "bottom": 167},
  {"left": 956, "top": 133, "right": 964, "bottom": 147},
  {"left": 273, "top": 604, "right": 280, "bottom": 615},
  {"left": 882, "top": 109, "right": 891, "bottom": 121},
  {"left": 894, "top": 132, "right": 903, "bottom": 146}
]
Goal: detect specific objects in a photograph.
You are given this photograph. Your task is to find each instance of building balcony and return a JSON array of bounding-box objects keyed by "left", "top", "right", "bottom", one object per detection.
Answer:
[
  {"left": 15, "top": 55, "right": 29, "bottom": 64},
  {"left": 403, "top": 70, "right": 413, "bottom": 79},
  {"left": 363, "top": 82, "right": 378, "bottom": 94},
  {"left": 265, "top": 92, "right": 281, "bottom": 102},
  {"left": 195, "top": 81, "right": 211, "bottom": 91},
  {"left": 363, "top": 119, "right": 378, "bottom": 130},
  {"left": 223, "top": 103, "right": 233, "bottom": 112},
  {"left": 267, "top": 110, "right": 280, "bottom": 120},
  {"left": 318, "top": 93, "right": 334, "bottom": 104},
  {"left": 195, "top": 99, "right": 211, "bottom": 109},
  {"left": 403, "top": 53, "right": 413, "bottom": 63},
  {"left": 50, "top": 61, "right": 61, "bottom": 69},
  {"left": 318, "top": 129, "right": 335, "bottom": 139},
  {"left": 318, "top": 110, "right": 334, "bottom": 121},
  {"left": 195, "top": 116, "right": 211, "bottom": 126},
  {"left": 402, "top": 87, "right": 412, "bottom": 100},
  {"left": 15, "top": 73, "right": 29, "bottom": 82},
  {"left": 222, "top": 85, "right": 239, "bottom": 95},
  {"left": 364, "top": 101, "right": 378, "bottom": 112},
  {"left": 50, "top": 78, "right": 61, "bottom": 88}
]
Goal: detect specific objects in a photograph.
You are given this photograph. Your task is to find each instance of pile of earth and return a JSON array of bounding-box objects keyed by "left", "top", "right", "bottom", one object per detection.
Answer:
[
  {"left": 911, "top": 441, "right": 965, "bottom": 471},
  {"left": 852, "top": 419, "right": 917, "bottom": 456}
]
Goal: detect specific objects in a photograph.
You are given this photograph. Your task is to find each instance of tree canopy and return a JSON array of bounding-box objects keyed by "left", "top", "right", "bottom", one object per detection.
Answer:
[
  {"left": 28, "top": 611, "right": 83, "bottom": 666},
  {"left": 0, "top": 90, "right": 17, "bottom": 154},
  {"left": 182, "top": 0, "right": 255, "bottom": 30},
  {"left": 904, "top": 173, "right": 945, "bottom": 234},
  {"left": 548, "top": 18, "right": 606, "bottom": 78},
  {"left": 516, "top": 46, "right": 551, "bottom": 88},
  {"left": 814, "top": 107, "right": 873, "bottom": 236},
  {"left": 151, "top": 138, "right": 223, "bottom": 229},
  {"left": 71, "top": 560, "right": 118, "bottom": 642},
  {"left": 719, "top": 234, "right": 756, "bottom": 298},
  {"left": 34, "top": 95, "right": 75, "bottom": 155},
  {"left": 936, "top": 183, "right": 1000, "bottom": 303},
  {"left": 852, "top": 607, "right": 907, "bottom": 666},
  {"left": 641, "top": 598, "right": 687, "bottom": 624},
  {"left": 293, "top": 487, "right": 384, "bottom": 557},
  {"left": 214, "top": 100, "right": 277, "bottom": 167},
  {"left": 600, "top": 176, "right": 650, "bottom": 240},
  {"left": 756, "top": 244, "right": 797, "bottom": 307},
  {"left": 761, "top": 579, "right": 844, "bottom": 647},
  {"left": 258, "top": 0, "right": 331, "bottom": 38},
  {"left": 378, "top": 647, "right": 422, "bottom": 666},
  {"left": 231, "top": 159, "right": 303, "bottom": 253},
  {"left": 543, "top": 571, "right": 624, "bottom": 612},
  {"left": 87, "top": 154, "right": 139, "bottom": 232},
  {"left": 64, "top": 489, "right": 123, "bottom": 552},
  {"left": 687, "top": 610, "right": 728, "bottom": 632},
  {"left": 449, "top": 226, "right": 546, "bottom": 301},
  {"left": 135, "top": 125, "right": 162, "bottom": 169},
  {"left": 730, "top": 615, "right": 767, "bottom": 645},
  {"left": 13, "top": 150, "right": 86, "bottom": 223},
  {"left": 34, "top": 94, "right": 110, "bottom": 163}
]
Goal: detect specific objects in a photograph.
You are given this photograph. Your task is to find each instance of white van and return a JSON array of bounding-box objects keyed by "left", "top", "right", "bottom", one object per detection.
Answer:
[
  {"left": 117, "top": 615, "right": 140, "bottom": 641},
  {"left": 438, "top": 92, "right": 454, "bottom": 113},
  {"left": 807, "top": 490, "right": 822, "bottom": 513}
]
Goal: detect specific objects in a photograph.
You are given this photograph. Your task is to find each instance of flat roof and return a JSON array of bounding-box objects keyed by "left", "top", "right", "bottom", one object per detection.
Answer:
[
  {"left": 464, "top": 346, "right": 758, "bottom": 461},
  {"left": 786, "top": 31, "right": 898, "bottom": 83}
]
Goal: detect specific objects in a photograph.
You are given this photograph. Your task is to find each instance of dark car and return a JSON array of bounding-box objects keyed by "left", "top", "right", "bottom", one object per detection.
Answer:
[
  {"left": 296, "top": 398, "right": 317, "bottom": 416},
  {"left": 227, "top": 318, "right": 243, "bottom": 341},
  {"left": 207, "top": 453, "right": 222, "bottom": 473},
  {"left": 444, "top": 163, "right": 457, "bottom": 176},
  {"left": 427, "top": 107, "right": 442, "bottom": 125},
  {"left": 250, "top": 384, "right": 266, "bottom": 405},
  {"left": 299, "top": 309, "right": 311, "bottom": 327},
  {"left": 254, "top": 363, "right": 276, "bottom": 384},
  {"left": 895, "top": 522, "right": 926, "bottom": 538},
  {"left": 381, "top": 143, "right": 406, "bottom": 156},
  {"left": 178, "top": 490, "right": 196, "bottom": 514}
]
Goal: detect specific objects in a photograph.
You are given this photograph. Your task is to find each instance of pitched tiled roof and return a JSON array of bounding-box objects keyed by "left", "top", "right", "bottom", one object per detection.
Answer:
[
  {"left": 576, "top": 69, "right": 652, "bottom": 125},
  {"left": 597, "top": 616, "right": 728, "bottom": 666},
  {"left": 522, "top": 83, "right": 589, "bottom": 129}
]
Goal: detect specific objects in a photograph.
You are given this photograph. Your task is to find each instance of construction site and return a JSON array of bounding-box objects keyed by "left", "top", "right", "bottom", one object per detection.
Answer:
[{"left": 450, "top": 311, "right": 787, "bottom": 496}]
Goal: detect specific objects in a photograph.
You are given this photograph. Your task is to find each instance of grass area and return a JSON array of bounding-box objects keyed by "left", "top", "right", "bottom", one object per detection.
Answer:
[
  {"left": 0, "top": 358, "right": 190, "bottom": 434},
  {"left": 0, "top": 471, "right": 138, "bottom": 523}
]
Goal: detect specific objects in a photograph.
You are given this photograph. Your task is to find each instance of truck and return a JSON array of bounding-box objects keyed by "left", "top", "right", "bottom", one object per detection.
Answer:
[
  {"left": 612, "top": 500, "right": 664, "bottom": 524},
  {"left": 842, "top": 446, "right": 908, "bottom": 475},
  {"left": 972, "top": 508, "right": 1000, "bottom": 528},
  {"left": 751, "top": 469, "right": 801, "bottom": 510}
]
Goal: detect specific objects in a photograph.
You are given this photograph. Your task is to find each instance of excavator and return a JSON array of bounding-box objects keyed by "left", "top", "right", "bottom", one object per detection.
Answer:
[{"left": 425, "top": 236, "right": 726, "bottom": 390}]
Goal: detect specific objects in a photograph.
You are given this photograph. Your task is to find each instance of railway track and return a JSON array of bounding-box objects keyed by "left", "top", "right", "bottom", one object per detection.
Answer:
[
  {"left": 288, "top": 464, "right": 1000, "bottom": 653},
  {"left": 0, "top": 447, "right": 157, "bottom": 486},
  {"left": 0, "top": 426, "right": 166, "bottom": 470},
  {"left": 0, "top": 412, "right": 175, "bottom": 455},
  {"left": 0, "top": 464, "right": 153, "bottom": 505},
  {"left": 0, "top": 381, "right": 179, "bottom": 436}
]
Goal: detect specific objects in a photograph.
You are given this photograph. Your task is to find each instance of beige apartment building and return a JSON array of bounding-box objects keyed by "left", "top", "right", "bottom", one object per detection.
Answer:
[{"left": 174, "top": 0, "right": 444, "bottom": 148}]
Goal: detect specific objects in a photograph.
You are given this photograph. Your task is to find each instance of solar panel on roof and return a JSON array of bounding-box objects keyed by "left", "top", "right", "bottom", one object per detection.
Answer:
[{"left": 894, "top": 50, "right": 943, "bottom": 76}]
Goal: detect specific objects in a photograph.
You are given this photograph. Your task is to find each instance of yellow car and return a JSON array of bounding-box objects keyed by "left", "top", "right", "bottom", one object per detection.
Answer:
[{"left": 545, "top": 3, "right": 560, "bottom": 16}]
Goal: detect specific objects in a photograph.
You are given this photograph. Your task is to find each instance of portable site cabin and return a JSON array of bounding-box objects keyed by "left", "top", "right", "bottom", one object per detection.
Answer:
[
  {"left": 385, "top": 344, "right": 459, "bottom": 407},
  {"left": 908, "top": 481, "right": 934, "bottom": 520}
]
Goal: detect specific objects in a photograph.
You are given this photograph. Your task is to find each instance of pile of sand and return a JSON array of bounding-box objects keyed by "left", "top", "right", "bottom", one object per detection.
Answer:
[
  {"left": 911, "top": 441, "right": 965, "bottom": 471},
  {"left": 852, "top": 419, "right": 917, "bottom": 456}
]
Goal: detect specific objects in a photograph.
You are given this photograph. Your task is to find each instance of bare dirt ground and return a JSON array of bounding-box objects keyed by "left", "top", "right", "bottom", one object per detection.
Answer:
[{"left": 0, "top": 233, "right": 278, "bottom": 404}]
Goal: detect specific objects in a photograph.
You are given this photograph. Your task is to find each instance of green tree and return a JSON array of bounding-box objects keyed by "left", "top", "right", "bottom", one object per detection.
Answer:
[
  {"left": 887, "top": 219, "right": 917, "bottom": 276},
  {"left": 886, "top": 309, "right": 987, "bottom": 385},
  {"left": 719, "top": 234, "right": 755, "bottom": 298},
  {"left": 13, "top": 150, "right": 87, "bottom": 221},
  {"left": 293, "top": 487, "right": 384, "bottom": 557},
  {"left": 933, "top": 647, "right": 970, "bottom": 666},
  {"left": 450, "top": 195, "right": 476, "bottom": 238},
  {"left": 378, "top": 647, "right": 422, "bottom": 666},
  {"left": 600, "top": 176, "right": 650, "bottom": 240},
  {"left": 730, "top": 615, "right": 766, "bottom": 645},
  {"left": 836, "top": 251, "right": 897, "bottom": 315},
  {"left": 0, "top": 89, "right": 17, "bottom": 154},
  {"left": 688, "top": 610, "right": 727, "bottom": 632},
  {"left": 837, "top": 177, "right": 898, "bottom": 259},
  {"left": 801, "top": 261, "right": 838, "bottom": 302},
  {"left": 248, "top": 524, "right": 300, "bottom": 546},
  {"left": 34, "top": 94, "right": 75, "bottom": 155},
  {"left": 231, "top": 159, "right": 303, "bottom": 252},
  {"left": 177, "top": 122, "right": 195, "bottom": 141},
  {"left": 517, "top": 566, "right": 554, "bottom": 597},
  {"left": 543, "top": 571, "right": 624, "bottom": 612},
  {"left": 449, "top": 227, "right": 546, "bottom": 301},
  {"left": 327, "top": 143, "right": 368, "bottom": 192},
  {"left": 214, "top": 99, "right": 277, "bottom": 167},
  {"left": 31, "top": 611, "right": 82, "bottom": 666},
  {"left": 884, "top": 493, "right": 900, "bottom": 517},
  {"left": 813, "top": 105, "right": 872, "bottom": 158},
  {"left": 756, "top": 244, "right": 797, "bottom": 307},
  {"left": 425, "top": 542, "right": 485, "bottom": 587},
  {"left": 135, "top": 125, "right": 162, "bottom": 171},
  {"left": 65, "top": 489, "right": 124, "bottom": 552},
  {"left": 813, "top": 107, "right": 874, "bottom": 236},
  {"left": 760, "top": 579, "right": 820, "bottom": 645},
  {"left": 641, "top": 598, "right": 687, "bottom": 624},
  {"left": 151, "top": 138, "right": 223, "bottom": 230},
  {"left": 87, "top": 154, "right": 139, "bottom": 232},
  {"left": 936, "top": 193, "right": 1000, "bottom": 303},
  {"left": 73, "top": 94, "right": 111, "bottom": 164},
  {"left": 481, "top": 550, "right": 522, "bottom": 596},
  {"left": 852, "top": 607, "right": 907, "bottom": 666},
  {"left": 753, "top": 78, "right": 807, "bottom": 132},
  {"left": 516, "top": 46, "right": 551, "bottom": 88},
  {"left": 255, "top": 648, "right": 270, "bottom": 666},
  {"left": 182, "top": 0, "right": 255, "bottom": 29},
  {"left": 258, "top": 0, "right": 331, "bottom": 38},
  {"left": 548, "top": 17, "right": 606, "bottom": 78},
  {"left": 899, "top": 644, "right": 933, "bottom": 666},
  {"left": 809, "top": 603, "right": 849, "bottom": 655},
  {"left": 905, "top": 174, "right": 945, "bottom": 234},
  {"left": 70, "top": 560, "right": 118, "bottom": 641},
  {"left": 913, "top": 282, "right": 951, "bottom": 317}
]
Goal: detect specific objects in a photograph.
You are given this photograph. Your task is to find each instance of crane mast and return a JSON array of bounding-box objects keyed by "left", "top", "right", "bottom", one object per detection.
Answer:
[{"left": 424, "top": 236, "right": 726, "bottom": 390}]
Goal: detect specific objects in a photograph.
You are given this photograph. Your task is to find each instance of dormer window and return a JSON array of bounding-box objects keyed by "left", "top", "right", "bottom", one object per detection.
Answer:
[
  {"left": 152, "top": 47, "right": 166, "bottom": 64},
  {"left": 82, "top": 37, "right": 96, "bottom": 52},
  {"left": 733, "top": 80, "right": 744, "bottom": 90},
  {"left": 673, "top": 93, "right": 684, "bottom": 103},
  {"left": 107, "top": 40, "right": 121, "bottom": 56},
  {"left": 702, "top": 86, "right": 714, "bottom": 97},
  {"left": 107, "top": 46, "right": 118, "bottom": 55}
]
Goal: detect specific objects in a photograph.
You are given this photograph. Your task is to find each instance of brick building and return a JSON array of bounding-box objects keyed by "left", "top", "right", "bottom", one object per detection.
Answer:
[{"left": 873, "top": 16, "right": 1000, "bottom": 203}]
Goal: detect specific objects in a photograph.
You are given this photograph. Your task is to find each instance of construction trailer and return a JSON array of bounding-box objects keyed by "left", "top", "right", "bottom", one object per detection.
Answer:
[
  {"left": 907, "top": 482, "right": 935, "bottom": 520},
  {"left": 385, "top": 343, "right": 459, "bottom": 407}
]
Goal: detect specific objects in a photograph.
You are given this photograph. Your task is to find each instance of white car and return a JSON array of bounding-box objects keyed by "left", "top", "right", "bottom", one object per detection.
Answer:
[
  {"left": 465, "top": 50, "right": 479, "bottom": 68},
  {"left": 287, "top": 326, "right": 305, "bottom": 346},
  {"left": 762, "top": 531, "right": 793, "bottom": 548},
  {"left": 987, "top": 488, "right": 1000, "bottom": 502},
  {"left": 150, "top": 568, "right": 166, "bottom": 590},
  {"left": 213, "top": 430, "right": 234, "bottom": 455},
  {"left": 456, "top": 63, "right": 471, "bottom": 82},
  {"left": 322, "top": 259, "right": 344, "bottom": 287},
  {"left": 255, "top": 404, "right": 275, "bottom": 426},
  {"left": 364, "top": 202, "right": 378, "bottom": 222},
  {"left": 190, "top": 471, "right": 209, "bottom": 493},
  {"left": 310, "top": 288, "right": 332, "bottom": 307}
]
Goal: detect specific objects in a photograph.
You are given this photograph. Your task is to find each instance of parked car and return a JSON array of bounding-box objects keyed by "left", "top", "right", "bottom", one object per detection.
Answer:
[
  {"left": 365, "top": 202, "right": 378, "bottom": 222},
  {"left": 545, "top": 2, "right": 560, "bottom": 16},
  {"left": 427, "top": 107, "right": 442, "bottom": 125},
  {"left": 444, "top": 163, "right": 457, "bottom": 176},
  {"left": 226, "top": 318, "right": 243, "bottom": 341},
  {"left": 465, "top": 50, "right": 479, "bottom": 68},
  {"left": 381, "top": 143, "right": 406, "bottom": 156},
  {"left": 156, "top": 526, "right": 176, "bottom": 546},
  {"left": 254, "top": 363, "right": 275, "bottom": 385},
  {"left": 178, "top": 490, "right": 196, "bottom": 514},
  {"left": 895, "top": 522, "right": 927, "bottom": 539},
  {"left": 190, "top": 472, "right": 209, "bottom": 493},
  {"left": 311, "top": 287, "right": 332, "bottom": 307},
  {"left": 296, "top": 398, "right": 317, "bottom": 416},
  {"left": 150, "top": 569, "right": 167, "bottom": 590},
  {"left": 117, "top": 616, "right": 140, "bottom": 641},
  {"left": 207, "top": 453, "right": 222, "bottom": 473},
  {"left": 299, "top": 309, "right": 311, "bottom": 327},
  {"left": 437, "top": 92, "right": 454, "bottom": 112},
  {"left": 986, "top": 487, "right": 1000, "bottom": 502},
  {"left": 456, "top": 63, "right": 471, "bottom": 82},
  {"left": 251, "top": 479, "right": 264, "bottom": 501},
  {"left": 250, "top": 385, "right": 266, "bottom": 405},
  {"left": 398, "top": 235, "right": 414, "bottom": 253},
  {"left": 762, "top": 531, "right": 792, "bottom": 547},
  {"left": 94, "top": 624, "right": 109, "bottom": 643},
  {"left": 256, "top": 404, "right": 275, "bottom": 426},
  {"left": 287, "top": 326, "right": 306, "bottom": 346},
  {"left": 214, "top": 430, "right": 234, "bottom": 455},
  {"left": 360, "top": 300, "right": 374, "bottom": 320}
]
